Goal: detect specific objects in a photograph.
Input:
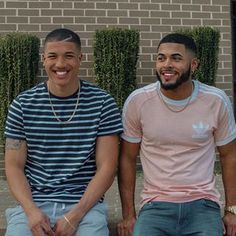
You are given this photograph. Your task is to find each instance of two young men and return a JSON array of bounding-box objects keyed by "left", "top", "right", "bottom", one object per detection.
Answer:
[{"left": 5, "top": 29, "right": 236, "bottom": 236}]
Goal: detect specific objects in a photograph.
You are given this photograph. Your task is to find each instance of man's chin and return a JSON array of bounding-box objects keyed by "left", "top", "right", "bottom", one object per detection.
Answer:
[{"left": 160, "top": 81, "right": 178, "bottom": 90}]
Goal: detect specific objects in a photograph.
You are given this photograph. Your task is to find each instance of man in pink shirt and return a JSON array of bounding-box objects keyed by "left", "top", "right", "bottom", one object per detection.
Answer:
[{"left": 117, "top": 33, "right": 236, "bottom": 236}]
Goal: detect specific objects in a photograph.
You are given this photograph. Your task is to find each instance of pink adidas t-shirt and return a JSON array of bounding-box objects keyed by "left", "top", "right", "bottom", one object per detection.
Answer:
[{"left": 122, "top": 80, "right": 236, "bottom": 207}]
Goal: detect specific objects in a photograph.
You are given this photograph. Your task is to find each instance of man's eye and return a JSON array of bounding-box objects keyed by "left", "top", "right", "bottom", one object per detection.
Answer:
[
  {"left": 173, "top": 57, "right": 182, "bottom": 61},
  {"left": 48, "top": 55, "right": 56, "bottom": 59},
  {"left": 66, "top": 54, "right": 74, "bottom": 59},
  {"left": 157, "top": 57, "right": 164, "bottom": 61}
]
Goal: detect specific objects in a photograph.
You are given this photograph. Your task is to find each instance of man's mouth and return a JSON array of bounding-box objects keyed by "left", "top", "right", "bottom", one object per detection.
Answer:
[
  {"left": 161, "top": 71, "right": 176, "bottom": 80},
  {"left": 56, "top": 71, "right": 67, "bottom": 76}
]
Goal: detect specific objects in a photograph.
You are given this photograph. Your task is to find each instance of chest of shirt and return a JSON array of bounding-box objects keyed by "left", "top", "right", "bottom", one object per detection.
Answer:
[{"left": 140, "top": 99, "right": 217, "bottom": 148}]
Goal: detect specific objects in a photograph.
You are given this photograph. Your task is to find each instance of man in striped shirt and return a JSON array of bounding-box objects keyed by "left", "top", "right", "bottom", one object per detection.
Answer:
[
  {"left": 5, "top": 28, "right": 123, "bottom": 236},
  {"left": 118, "top": 33, "right": 236, "bottom": 236}
]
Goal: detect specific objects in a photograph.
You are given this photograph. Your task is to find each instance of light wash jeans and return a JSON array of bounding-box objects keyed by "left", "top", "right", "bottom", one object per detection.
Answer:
[
  {"left": 5, "top": 201, "right": 108, "bottom": 236},
  {"left": 133, "top": 199, "right": 222, "bottom": 236}
]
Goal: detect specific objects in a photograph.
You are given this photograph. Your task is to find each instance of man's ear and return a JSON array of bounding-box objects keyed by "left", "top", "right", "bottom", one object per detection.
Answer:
[
  {"left": 42, "top": 54, "right": 46, "bottom": 66},
  {"left": 191, "top": 58, "right": 199, "bottom": 73}
]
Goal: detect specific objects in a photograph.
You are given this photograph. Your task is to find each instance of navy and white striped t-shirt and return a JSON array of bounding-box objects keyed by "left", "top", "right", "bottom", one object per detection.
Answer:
[{"left": 5, "top": 80, "right": 123, "bottom": 203}]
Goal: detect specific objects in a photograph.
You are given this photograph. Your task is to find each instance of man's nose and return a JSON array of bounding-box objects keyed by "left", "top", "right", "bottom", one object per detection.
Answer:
[
  {"left": 55, "top": 57, "right": 65, "bottom": 67},
  {"left": 163, "top": 58, "right": 172, "bottom": 67}
]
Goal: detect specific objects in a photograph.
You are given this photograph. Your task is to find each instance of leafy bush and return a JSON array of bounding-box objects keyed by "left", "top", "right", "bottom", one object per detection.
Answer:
[
  {"left": 93, "top": 28, "right": 139, "bottom": 109},
  {"left": 0, "top": 33, "right": 40, "bottom": 140},
  {"left": 178, "top": 26, "right": 220, "bottom": 86}
]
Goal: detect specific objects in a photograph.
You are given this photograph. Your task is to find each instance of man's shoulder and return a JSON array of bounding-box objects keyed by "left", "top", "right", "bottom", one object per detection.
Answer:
[
  {"left": 17, "top": 82, "right": 45, "bottom": 98},
  {"left": 80, "top": 80, "right": 119, "bottom": 107},
  {"left": 81, "top": 79, "right": 110, "bottom": 96},
  {"left": 196, "top": 80, "right": 229, "bottom": 100},
  {"left": 125, "top": 82, "right": 158, "bottom": 105}
]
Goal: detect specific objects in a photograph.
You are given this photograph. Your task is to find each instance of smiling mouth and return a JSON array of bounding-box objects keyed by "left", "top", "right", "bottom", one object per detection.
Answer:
[
  {"left": 55, "top": 71, "right": 67, "bottom": 76},
  {"left": 161, "top": 71, "right": 176, "bottom": 80}
]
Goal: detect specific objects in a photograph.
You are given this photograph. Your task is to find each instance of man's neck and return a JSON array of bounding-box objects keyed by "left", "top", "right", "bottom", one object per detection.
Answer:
[
  {"left": 160, "top": 80, "right": 193, "bottom": 100},
  {"left": 47, "top": 80, "right": 80, "bottom": 97}
]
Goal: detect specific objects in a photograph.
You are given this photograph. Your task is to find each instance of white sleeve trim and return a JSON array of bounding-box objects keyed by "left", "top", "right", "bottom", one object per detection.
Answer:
[
  {"left": 121, "top": 133, "right": 141, "bottom": 143},
  {"left": 216, "top": 133, "right": 236, "bottom": 146}
]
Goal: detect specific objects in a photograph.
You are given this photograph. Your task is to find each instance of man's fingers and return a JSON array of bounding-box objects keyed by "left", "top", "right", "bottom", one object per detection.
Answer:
[{"left": 41, "top": 223, "right": 54, "bottom": 236}]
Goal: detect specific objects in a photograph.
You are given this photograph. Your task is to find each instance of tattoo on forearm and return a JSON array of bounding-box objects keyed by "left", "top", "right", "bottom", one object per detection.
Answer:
[{"left": 5, "top": 138, "right": 23, "bottom": 150}]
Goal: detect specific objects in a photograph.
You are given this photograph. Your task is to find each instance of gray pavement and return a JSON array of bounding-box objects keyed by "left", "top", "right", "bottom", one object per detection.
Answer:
[{"left": 0, "top": 173, "right": 225, "bottom": 236}]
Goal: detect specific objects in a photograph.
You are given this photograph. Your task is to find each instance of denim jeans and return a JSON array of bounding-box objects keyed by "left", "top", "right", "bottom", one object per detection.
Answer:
[
  {"left": 133, "top": 199, "right": 222, "bottom": 236},
  {"left": 5, "top": 201, "right": 109, "bottom": 236}
]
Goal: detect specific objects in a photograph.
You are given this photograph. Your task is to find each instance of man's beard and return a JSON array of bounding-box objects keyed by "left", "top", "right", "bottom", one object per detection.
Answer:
[{"left": 156, "top": 66, "right": 191, "bottom": 90}]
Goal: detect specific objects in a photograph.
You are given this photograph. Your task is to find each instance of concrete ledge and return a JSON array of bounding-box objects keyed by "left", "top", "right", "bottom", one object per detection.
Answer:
[{"left": 0, "top": 229, "right": 5, "bottom": 236}]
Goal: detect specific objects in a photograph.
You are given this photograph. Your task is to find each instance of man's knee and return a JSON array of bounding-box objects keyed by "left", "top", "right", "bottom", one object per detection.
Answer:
[
  {"left": 5, "top": 206, "right": 32, "bottom": 236},
  {"left": 76, "top": 202, "right": 109, "bottom": 236}
]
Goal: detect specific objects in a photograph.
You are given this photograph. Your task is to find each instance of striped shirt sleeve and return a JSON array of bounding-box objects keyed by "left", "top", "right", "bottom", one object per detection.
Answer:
[
  {"left": 97, "top": 94, "right": 123, "bottom": 136},
  {"left": 5, "top": 98, "right": 25, "bottom": 140}
]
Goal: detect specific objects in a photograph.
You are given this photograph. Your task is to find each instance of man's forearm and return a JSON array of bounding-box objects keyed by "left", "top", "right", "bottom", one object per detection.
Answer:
[
  {"left": 221, "top": 157, "right": 236, "bottom": 206},
  {"left": 68, "top": 163, "right": 117, "bottom": 223},
  {"left": 5, "top": 138, "right": 37, "bottom": 215},
  {"left": 71, "top": 136, "right": 119, "bottom": 223},
  {"left": 118, "top": 156, "right": 137, "bottom": 219},
  {"left": 119, "top": 179, "right": 136, "bottom": 219},
  {"left": 6, "top": 166, "right": 37, "bottom": 215}
]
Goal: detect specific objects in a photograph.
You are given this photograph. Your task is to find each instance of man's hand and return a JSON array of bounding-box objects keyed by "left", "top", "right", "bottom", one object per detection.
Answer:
[
  {"left": 53, "top": 214, "right": 78, "bottom": 236},
  {"left": 28, "top": 208, "right": 54, "bottom": 236},
  {"left": 222, "top": 212, "right": 236, "bottom": 235},
  {"left": 117, "top": 216, "right": 136, "bottom": 236}
]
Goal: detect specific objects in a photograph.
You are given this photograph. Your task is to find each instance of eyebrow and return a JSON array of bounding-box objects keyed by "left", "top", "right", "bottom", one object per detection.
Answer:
[
  {"left": 157, "top": 52, "right": 183, "bottom": 57},
  {"left": 46, "top": 51, "right": 76, "bottom": 55}
]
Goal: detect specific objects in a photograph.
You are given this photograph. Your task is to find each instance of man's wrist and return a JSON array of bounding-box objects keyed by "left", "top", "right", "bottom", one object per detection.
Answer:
[
  {"left": 225, "top": 205, "right": 236, "bottom": 215},
  {"left": 122, "top": 211, "right": 136, "bottom": 220}
]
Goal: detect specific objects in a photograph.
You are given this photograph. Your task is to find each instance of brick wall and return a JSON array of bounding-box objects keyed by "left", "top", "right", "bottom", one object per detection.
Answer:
[{"left": 0, "top": 0, "right": 233, "bottom": 178}]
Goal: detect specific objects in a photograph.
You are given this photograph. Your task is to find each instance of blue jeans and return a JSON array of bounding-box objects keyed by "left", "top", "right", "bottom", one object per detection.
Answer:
[
  {"left": 133, "top": 199, "right": 222, "bottom": 236},
  {"left": 5, "top": 201, "right": 109, "bottom": 236}
]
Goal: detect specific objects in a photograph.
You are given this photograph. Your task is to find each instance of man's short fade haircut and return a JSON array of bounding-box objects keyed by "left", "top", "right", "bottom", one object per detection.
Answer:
[
  {"left": 157, "top": 33, "right": 197, "bottom": 56},
  {"left": 44, "top": 28, "right": 81, "bottom": 51}
]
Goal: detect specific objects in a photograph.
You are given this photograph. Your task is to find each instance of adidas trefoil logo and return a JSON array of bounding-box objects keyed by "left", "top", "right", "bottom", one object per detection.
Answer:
[{"left": 192, "top": 121, "right": 209, "bottom": 139}]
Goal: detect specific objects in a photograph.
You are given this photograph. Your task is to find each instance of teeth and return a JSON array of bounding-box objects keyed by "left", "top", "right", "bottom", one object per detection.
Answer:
[{"left": 56, "top": 71, "right": 67, "bottom": 75}]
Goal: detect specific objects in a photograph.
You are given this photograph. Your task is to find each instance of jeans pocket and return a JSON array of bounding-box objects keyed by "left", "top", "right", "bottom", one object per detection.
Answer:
[
  {"left": 140, "top": 202, "right": 154, "bottom": 211},
  {"left": 202, "top": 199, "right": 220, "bottom": 211}
]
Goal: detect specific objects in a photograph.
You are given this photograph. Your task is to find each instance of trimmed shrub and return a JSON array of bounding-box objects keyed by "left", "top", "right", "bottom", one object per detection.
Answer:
[
  {"left": 0, "top": 33, "right": 40, "bottom": 140},
  {"left": 93, "top": 28, "right": 139, "bottom": 109},
  {"left": 178, "top": 26, "right": 220, "bottom": 86}
]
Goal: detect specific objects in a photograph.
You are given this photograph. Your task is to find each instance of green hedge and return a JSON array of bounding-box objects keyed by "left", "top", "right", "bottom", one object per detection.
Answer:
[
  {"left": 0, "top": 33, "right": 40, "bottom": 140},
  {"left": 178, "top": 26, "right": 220, "bottom": 86},
  {"left": 93, "top": 28, "right": 139, "bottom": 109}
]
